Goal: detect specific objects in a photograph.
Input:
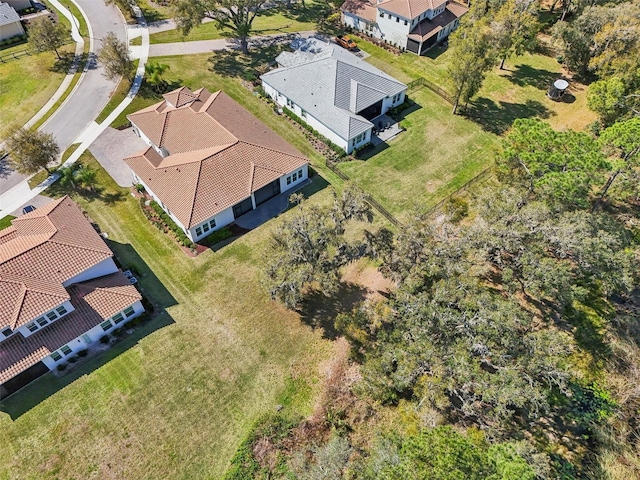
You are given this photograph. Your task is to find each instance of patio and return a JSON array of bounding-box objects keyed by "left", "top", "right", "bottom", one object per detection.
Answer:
[
  {"left": 234, "top": 179, "right": 311, "bottom": 230},
  {"left": 370, "top": 114, "right": 403, "bottom": 146}
]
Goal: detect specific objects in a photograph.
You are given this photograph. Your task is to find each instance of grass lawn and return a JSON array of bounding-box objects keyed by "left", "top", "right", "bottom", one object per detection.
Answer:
[
  {"left": 0, "top": 152, "right": 336, "bottom": 479},
  {"left": 0, "top": 215, "right": 15, "bottom": 229},
  {"left": 141, "top": 1, "right": 326, "bottom": 45},
  {"left": 354, "top": 37, "right": 596, "bottom": 133},
  {"left": 338, "top": 88, "right": 498, "bottom": 222}
]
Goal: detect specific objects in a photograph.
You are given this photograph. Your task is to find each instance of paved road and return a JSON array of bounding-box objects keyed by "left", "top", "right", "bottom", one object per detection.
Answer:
[
  {"left": 149, "top": 30, "right": 316, "bottom": 57},
  {"left": 41, "top": 0, "right": 127, "bottom": 150},
  {"left": 0, "top": 0, "right": 126, "bottom": 195}
]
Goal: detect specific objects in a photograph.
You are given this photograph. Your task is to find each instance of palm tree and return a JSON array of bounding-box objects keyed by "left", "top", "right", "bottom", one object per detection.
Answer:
[
  {"left": 77, "top": 166, "right": 98, "bottom": 192},
  {"left": 57, "top": 164, "right": 80, "bottom": 190},
  {"left": 144, "top": 62, "right": 170, "bottom": 94}
]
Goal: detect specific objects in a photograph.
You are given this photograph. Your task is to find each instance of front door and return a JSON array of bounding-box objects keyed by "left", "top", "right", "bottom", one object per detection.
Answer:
[{"left": 232, "top": 197, "right": 254, "bottom": 219}]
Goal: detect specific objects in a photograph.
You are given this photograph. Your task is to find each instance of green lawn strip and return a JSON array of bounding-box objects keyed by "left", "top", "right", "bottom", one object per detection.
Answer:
[
  {"left": 0, "top": 151, "right": 333, "bottom": 479},
  {"left": 94, "top": 59, "right": 140, "bottom": 125},
  {"left": 338, "top": 88, "right": 498, "bottom": 223},
  {"left": 145, "top": 5, "right": 320, "bottom": 45},
  {"left": 137, "top": 0, "right": 172, "bottom": 24},
  {"left": 27, "top": 143, "right": 82, "bottom": 189},
  {"left": 0, "top": 215, "right": 15, "bottom": 229},
  {"left": 54, "top": 0, "right": 90, "bottom": 38}
]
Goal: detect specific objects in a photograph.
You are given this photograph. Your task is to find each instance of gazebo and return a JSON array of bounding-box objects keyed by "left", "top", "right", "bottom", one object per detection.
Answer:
[{"left": 548, "top": 79, "right": 569, "bottom": 101}]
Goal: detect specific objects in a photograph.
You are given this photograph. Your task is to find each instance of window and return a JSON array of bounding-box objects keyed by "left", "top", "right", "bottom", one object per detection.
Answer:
[
  {"left": 209, "top": 219, "right": 216, "bottom": 229},
  {"left": 124, "top": 306, "right": 135, "bottom": 318},
  {"left": 101, "top": 320, "right": 113, "bottom": 331},
  {"left": 37, "top": 317, "right": 49, "bottom": 327},
  {"left": 60, "top": 345, "right": 72, "bottom": 356},
  {"left": 404, "top": 19, "right": 408, "bottom": 25},
  {"left": 286, "top": 98, "right": 294, "bottom": 109},
  {"left": 112, "top": 313, "right": 124, "bottom": 324},
  {"left": 203, "top": 222, "right": 210, "bottom": 233},
  {"left": 51, "top": 351, "right": 63, "bottom": 361},
  {"left": 82, "top": 334, "right": 93, "bottom": 345},
  {"left": 2, "top": 328, "right": 12, "bottom": 337},
  {"left": 293, "top": 172, "right": 298, "bottom": 182},
  {"left": 196, "top": 227, "right": 203, "bottom": 236},
  {"left": 301, "top": 110, "right": 307, "bottom": 119},
  {"left": 396, "top": 16, "right": 399, "bottom": 22},
  {"left": 298, "top": 169, "right": 303, "bottom": 178},
  {"left": 56, "top": 305, "right": 68, "bottom": 316},
  {"left": 287, "top": 176, "right": 292, "bottom": 185},
  {"left": 379, "top": 11, "right": 383, "bottom": 17},
  {"left": 26, "top": 322, "right": 38, "bottom": 333},
  {"left": 387, "top": 14, "right": 391, "bottom": 19},
  {"left": 46, "top": 311, "right": 57, "bottom": 321}
]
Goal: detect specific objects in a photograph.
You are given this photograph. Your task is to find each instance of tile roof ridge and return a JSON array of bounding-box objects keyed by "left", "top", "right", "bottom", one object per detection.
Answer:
[
  {"left": 238, "top": 140, "right": 307, "bottom": 160},
  {"left": 75, "top": 276, "right": 142, "bottom": 299},
  {"left": 187, "top": 159, "right": 206, "bottom": 228},
  {"left": 199, "top": 88, "right": 219, "bottom": 112},
  {"left": 48, "top": 238, "right": 113, "bottom": 257},
  {"left": 9, "top": 284, "right": 27, "bottom": 330},
  {"left": 158, "top": 109, "right": 172, "bottom": 148}
]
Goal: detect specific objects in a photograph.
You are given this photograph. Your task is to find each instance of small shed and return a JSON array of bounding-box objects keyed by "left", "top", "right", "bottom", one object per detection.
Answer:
[{"left": 548, "top": 79, "right": 569, "bottom": 101}]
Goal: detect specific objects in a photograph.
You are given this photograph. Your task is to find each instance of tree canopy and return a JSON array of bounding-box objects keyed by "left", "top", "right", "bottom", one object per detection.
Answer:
[
  {"left": 5, "top": 127, "right": 60, "bottom": 175},
  {"left": 98, "top": 32, "right": 134, "bottom": 81},
  {"left": 27, "top": 17, "right": 69, "bottom": 59}
]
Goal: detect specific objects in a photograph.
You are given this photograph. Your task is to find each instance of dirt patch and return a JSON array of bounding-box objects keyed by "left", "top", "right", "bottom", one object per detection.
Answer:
[{"left": 341, "top": 262, "right": 395, "bottom": 302}]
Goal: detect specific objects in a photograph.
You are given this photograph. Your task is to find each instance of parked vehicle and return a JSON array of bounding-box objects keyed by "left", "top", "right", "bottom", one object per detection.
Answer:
[
  {"left": 335, "top": 35, "right": 357, "bottom": 51},
  {"left": 22, "top": 205, "right": 36, "bottom": 214}
]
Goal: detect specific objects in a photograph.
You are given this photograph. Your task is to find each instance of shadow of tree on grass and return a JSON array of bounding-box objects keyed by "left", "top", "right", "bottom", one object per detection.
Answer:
[
  {"left": 464, "top": 97, "right": 552, "bottom": 135},
  {"left": 298, "top": 282, "right": 369, "bottom": 340},
  {"left": 507, "top": 63, "right": 559, "bottom": 90},
  {"left": 207, "top": 40, "right": 290, "bottom": 78}
]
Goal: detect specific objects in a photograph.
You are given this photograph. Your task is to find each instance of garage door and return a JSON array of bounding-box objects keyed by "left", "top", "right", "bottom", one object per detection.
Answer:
[
  {"left": 232, "top": 197, "right": 254, "bottom": 219},
  {"left": 254, "top": 179, "right": 281, "bottom": 206},
  {"left": 0, "top": 361, "right": 49, "bottom": 399}
]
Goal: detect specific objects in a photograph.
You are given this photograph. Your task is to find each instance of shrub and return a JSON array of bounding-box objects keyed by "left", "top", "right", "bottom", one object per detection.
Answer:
[
  {"left": 148, "top": 200, "right": 194, "bottom": 248},
  {"left": 141, "top": 296, "right": 154, "bottom": 313},
  {"left": 112, "top": 327, "right": 124, "bottom": 336},
  {"left": 68, "top": 355, "right": 78, "bottom": 364},
  {"left": 282, "top": 107, "right": 346, "bottom": 158},
  {"left": 78, "top": 349, "right": 88, "bottom": 357},
  {"left": 56, "top": 363, "right": 67, "bottom": 371},
  {"left": 203, "top": 226, "right": 232, "bottom": 245},
  {"left": 100, "top": 335, "right": 110, "bottom": 344},
  {"left": 444, "top": 196, "right": 469, "bottom": 223},
  {"left": 136, "top": 183, "right": 145, "bottom": 193}
]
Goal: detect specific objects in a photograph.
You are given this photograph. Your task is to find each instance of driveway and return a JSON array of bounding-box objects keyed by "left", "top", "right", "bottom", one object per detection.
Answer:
[
  {"left": 10, "top": 194, "right": 54, "bottom": 217},
  {"left": 89, "top": 127, "right": 148, "bottom": 187}
]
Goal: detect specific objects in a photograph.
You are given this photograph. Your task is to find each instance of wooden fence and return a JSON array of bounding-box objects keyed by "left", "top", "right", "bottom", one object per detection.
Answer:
[
  {"left": 406, "top": 77, "right": 454, "bottom": 105},
  {"left": 421, "top": 167, "right": 494, "bottom": 218},
  {"left": 0, "top": 47, "right": 32, "bottom": 63}
]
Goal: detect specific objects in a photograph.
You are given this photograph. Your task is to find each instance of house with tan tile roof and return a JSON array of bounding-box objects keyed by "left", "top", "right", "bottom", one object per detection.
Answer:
[
  {"left": 341, "top": 0, "right": 468, "bottom": 55},
  {"left": 124, "top": 87, "right": 309, "bottom": 242},
  {"left": 0, "top": 196, "right": 144, "bottom": 399}
]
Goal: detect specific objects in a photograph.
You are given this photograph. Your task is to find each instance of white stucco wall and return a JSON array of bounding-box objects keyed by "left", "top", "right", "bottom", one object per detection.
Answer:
[
  {"left": 16, "top": 300, "right": 76, "bottom": 339},
  {"left": 186, "top": 206, "right": 235, "bottom": 242},
  {"left": 63, "top": 258, "right": 119, "bottom": 287},
  {"left": 341, "top": 12, "right": 383, "bottom": 39},
  {"left": 263, "top": 81, "right": 352, "bottom": 153},
  {"left": 377, "top": 9, "right": 411, "bottom": 48},
  {"left": 279, "top": 164, "right": 309, "bottom": 194},
  {"left": 0, "top": 20, "right": 24, "bottom": 41},
  {"left": 42, "top": 300, "right": 145, "bottom": 370}
]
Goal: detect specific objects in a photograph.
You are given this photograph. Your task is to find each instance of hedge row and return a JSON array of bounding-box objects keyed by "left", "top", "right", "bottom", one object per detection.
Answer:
[
  {"left": 281, "top": 107, "right": 347, "bottom": 159},
  {"left": 0, "top": 34, "right": 27, "bottom": 47},
  {"left": 139, "top": 197, "right": 194, "bottom": 249}
]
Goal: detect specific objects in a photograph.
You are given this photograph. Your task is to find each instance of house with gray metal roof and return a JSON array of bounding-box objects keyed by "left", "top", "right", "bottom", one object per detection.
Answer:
[
  {"left": 0, "top": 1, "right": 25, "bottom": 41},
  {"left": 261, "top": 38, "right": 407, "bottom": 154}
]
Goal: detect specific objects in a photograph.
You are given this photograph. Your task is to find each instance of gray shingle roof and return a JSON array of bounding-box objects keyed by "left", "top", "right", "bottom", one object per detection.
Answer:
[
  {"left": 262, "top": 42, "right": 406, "bottom": 140},
  {"left": 0, "top": 2, "right": 20, "bottom": 27}
]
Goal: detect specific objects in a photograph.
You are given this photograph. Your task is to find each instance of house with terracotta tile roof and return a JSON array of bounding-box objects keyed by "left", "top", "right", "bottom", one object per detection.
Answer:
[
  {"left": 0, "top": 196, "right": 144, "bottom": 399},
  {"left": 124, "top": 86, "right": 310, "bottom": 242},
  {"left": 341, "top": 0, "right": 468, "bottom": 55},
  {"left": 261, "top": 39, "right": 407, "bottom": 154}
]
